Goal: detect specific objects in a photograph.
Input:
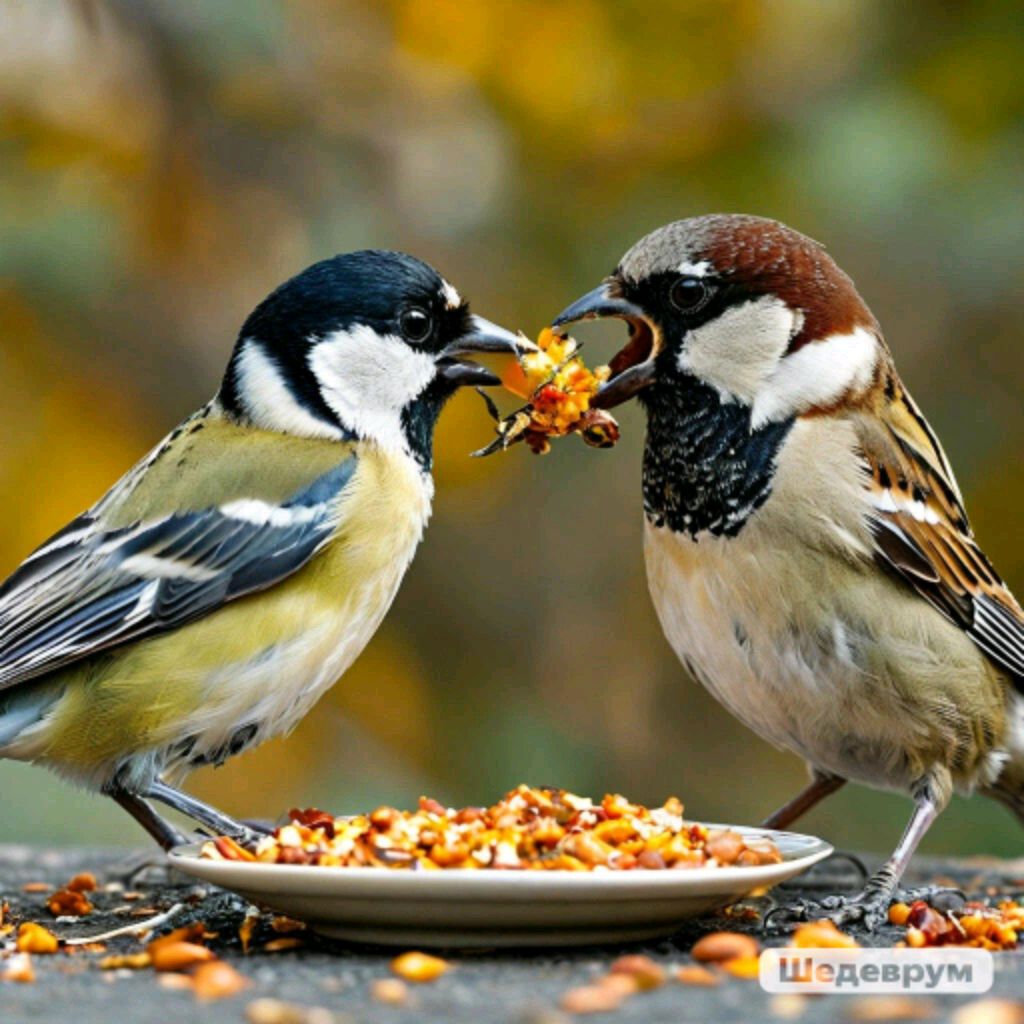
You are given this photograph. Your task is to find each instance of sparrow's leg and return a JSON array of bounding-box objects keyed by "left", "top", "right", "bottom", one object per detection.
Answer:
[
  {"left": 146, "top": 779, "right": 268, "bottom": 846},
  {"left": 109, "top": 787, "right": 189, "bottom": 851},
  {"left": 766, "top": 768, "right": 954, "bottom": 931},
  {"left": 761, "top": 768, "right": 846, "bottom": 830}
]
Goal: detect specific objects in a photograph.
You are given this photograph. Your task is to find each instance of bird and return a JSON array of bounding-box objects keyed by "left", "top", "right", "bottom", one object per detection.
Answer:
[
  {"left": 552, "top": 214, "right": 1024, "bottom": 927},
  {"left": 0, "top": 249, "right": 531, "bottom": 850}
]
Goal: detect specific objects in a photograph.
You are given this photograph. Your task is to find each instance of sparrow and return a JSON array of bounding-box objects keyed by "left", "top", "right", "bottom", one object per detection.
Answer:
[
  {"left": 0, "top": 249, "right": 530, "bottom": 850},
  {"left": 553, "top": 214, "right": 1024, "bottom": 926}
]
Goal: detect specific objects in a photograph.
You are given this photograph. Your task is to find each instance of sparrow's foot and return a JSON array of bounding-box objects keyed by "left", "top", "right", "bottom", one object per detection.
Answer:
[
  {"left": 765, "top": 882, "right": 967, "bottom": 933},
  {"left": 764, "top": 886, "right": 897, "bottom": 932}
]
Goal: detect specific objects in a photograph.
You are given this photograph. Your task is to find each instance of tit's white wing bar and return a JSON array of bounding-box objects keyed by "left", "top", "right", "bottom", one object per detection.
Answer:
[{"left": 0, "top": 455, "right": 358, "bottom": 691}]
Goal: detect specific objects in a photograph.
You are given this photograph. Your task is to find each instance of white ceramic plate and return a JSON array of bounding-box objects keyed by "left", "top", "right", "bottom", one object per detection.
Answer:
[{"left": 168, "top": 825, "right": 831, "bottom": 948}]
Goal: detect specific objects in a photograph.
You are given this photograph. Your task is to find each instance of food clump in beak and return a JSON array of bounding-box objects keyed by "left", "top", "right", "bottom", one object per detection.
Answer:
[{"left": 473, "top": 328, "right": 620, "bottom": 456}]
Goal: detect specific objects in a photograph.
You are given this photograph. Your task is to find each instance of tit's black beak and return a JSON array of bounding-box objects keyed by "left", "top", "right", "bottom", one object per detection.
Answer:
[
  {"left": 551, "top": 283, "right": 657, "bottom": 410},
  {"left": 437, "top": 316, "right": 536, "bottom": 388}
]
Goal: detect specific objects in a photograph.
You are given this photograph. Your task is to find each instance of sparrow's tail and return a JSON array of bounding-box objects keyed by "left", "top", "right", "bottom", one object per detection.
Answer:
[{"left": 982, "top": 758, "right": 1024, "bottom": 828}]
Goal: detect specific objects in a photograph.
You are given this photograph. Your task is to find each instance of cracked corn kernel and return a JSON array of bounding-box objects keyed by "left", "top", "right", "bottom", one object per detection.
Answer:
[
  {"left": 99, "top": 952, "right": 152, "bottom": 970},
  {"left": 596, "top": 973, "right": 640, "bottom": 999},
  {"left": 676, "top": 965, "right": 721, "bottom": 986},
  {"left": 888, "top": 902, "right": 911, "bottom": 926},
  {"left": 391, "top": 951, "right": 450, "bottom": 983},
  {"left": 608, "top": 954, "right": 665, "bottom": 990},
  {"left": 15, "top": 922, "right": 59, "bottom": 954},
  {"left": 47, "top": 888, "right": 92, "bottom": 917},
  {"left": 790, "top": 920, "right": 859, "bottom": 949},
  {"left": 560, "top": 984, "right": 624, "bottom": 1014},
  {"left": 192, "top": 960, "right": 250, "bottom": 1000},
  {"left": 691, "top": 931, "right": 760, "bottom": 963},
  {"left": 149, "top": 941, "right": 216, "bottom": 972}
]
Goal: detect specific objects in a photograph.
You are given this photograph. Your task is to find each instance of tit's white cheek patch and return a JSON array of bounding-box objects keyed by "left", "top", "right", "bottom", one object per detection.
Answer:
[
  {"left": 235, "top": 341, "right": 347, "bottom": 441},
  {"left": 311, "top": 325, "right": 437, "bottom": 451},
  {"left": 679, "top": 296, "right": 797, "bottom": 403},
  {"left": 751, "top": 326, "right": 879, "bottom": 427}
]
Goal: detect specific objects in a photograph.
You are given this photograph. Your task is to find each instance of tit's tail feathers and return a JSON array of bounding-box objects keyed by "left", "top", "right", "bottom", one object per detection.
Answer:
[{"left": 0, "top": 687, "right": 56, "bottom": 755}]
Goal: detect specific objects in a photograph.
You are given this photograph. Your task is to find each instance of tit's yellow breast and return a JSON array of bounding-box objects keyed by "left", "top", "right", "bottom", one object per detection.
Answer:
[{"left": 25, "top": 445, "right": 433, "bottom": 787}]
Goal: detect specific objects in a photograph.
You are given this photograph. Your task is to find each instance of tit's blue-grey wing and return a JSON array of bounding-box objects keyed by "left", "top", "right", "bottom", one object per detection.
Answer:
[{"left": 0, "top": 455, "right": 357, "bottom": 690}]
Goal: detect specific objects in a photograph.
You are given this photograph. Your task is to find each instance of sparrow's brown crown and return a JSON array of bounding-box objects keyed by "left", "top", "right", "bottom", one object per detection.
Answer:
[{"left": 618, "top": 214, "right": 878, "bottom": 352}]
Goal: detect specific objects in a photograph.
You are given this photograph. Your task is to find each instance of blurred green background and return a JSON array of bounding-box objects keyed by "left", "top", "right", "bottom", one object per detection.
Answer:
[{"left": 1, "top": 0, "right": 1022, "bottom": 857}]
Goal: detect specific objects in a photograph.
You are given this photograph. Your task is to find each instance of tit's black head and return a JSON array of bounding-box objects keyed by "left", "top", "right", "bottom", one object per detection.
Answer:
[
  {"left": 220, "top": 250, "right": 521, "bottom": 468},
  {"left": 238, "top": 250, "right": 473, "bottom": 361}
]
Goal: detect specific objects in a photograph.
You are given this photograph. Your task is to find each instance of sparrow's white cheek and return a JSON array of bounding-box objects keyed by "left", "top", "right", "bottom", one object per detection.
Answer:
[
  {"left": 311, "top": 325, "right": 438, "bottom": 451},
  {"left": 751, "top": 326, "right": 879, "bottom": 427},
  {"left": 678, "top": 296, "right": 798, "bottom": 404}
]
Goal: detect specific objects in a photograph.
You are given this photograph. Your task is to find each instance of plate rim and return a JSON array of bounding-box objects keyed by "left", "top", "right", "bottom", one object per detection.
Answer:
[{"left": 167, "top": 822, "right": 833, "bottom": 894}]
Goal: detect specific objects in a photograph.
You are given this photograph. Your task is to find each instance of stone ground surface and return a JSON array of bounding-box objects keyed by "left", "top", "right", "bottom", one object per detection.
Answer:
[{"left": 2, "top": 845, "right": 1023, "bottom": 1023}]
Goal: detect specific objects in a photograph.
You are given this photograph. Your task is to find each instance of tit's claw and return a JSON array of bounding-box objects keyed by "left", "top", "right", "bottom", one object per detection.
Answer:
[
  {"left": 109, "top": 849, "right": 192, "bottom": 887},
  {"left": 224, "top": 822, "right": 270, "bottom": 850},
  {"left": 241, "top": 817, "right": 275, "bottom": 835}
]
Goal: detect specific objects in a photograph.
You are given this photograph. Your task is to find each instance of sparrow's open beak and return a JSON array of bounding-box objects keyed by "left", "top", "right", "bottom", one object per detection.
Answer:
[
  {"left": 437, "top": 316, "right": 537, "bottom": 388},
  {"left": 551, "top": 283, "right": 659, "bottom": 410}
]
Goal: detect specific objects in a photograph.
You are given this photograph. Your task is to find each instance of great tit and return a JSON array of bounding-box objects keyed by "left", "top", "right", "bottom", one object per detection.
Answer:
[
  {"left": 0, "top": 249, "right": 529, "bottom": 849},
  {"left": 554, "top": 214, "right": 1024, "bottom": 927}
]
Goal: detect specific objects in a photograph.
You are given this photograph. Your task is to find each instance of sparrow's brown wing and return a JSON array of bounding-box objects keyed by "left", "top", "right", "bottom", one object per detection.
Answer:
[{"left": 853, "top": 378, "right": 1024, "bottom": 683}]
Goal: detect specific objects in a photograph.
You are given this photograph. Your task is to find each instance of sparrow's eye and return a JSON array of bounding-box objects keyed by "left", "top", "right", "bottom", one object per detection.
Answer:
[
  {"left": 400, "top": 307, "right": 434, "bottom": 344},
  {"left": 669, "top": 277, "right": 711, "bottom": 314}
]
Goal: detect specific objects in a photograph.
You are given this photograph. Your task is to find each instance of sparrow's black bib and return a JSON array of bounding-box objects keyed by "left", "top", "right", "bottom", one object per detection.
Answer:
[{"left": 640, "top": 377, "right": 794, "bottom": 539}]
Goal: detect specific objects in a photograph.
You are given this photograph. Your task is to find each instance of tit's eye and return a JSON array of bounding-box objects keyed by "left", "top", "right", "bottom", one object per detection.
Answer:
[
  {"left": 399, "top": 307, "right": 434, "bottom": 344},
  {"left": 669, "top": 277, "right": 711, "bottom": 314}
]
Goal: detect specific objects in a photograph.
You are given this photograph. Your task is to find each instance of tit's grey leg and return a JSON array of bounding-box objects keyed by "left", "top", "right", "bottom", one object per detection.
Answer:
[
  {"left": 146, "top": 779, "right": 268, "bottom": 846},
  {"left": 109, "top": 788, "right": 189, "bottom": 851},
  {"left": 766, "top": 768, "right": 954, "bottom": 932},
  {"left": 761, "top": 768, "right": 846, "bottom": 830}
]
